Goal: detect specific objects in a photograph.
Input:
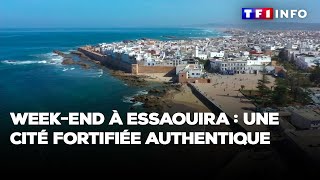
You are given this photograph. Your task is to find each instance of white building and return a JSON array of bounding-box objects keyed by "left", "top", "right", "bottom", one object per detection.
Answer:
[
  {"left": 209, "top": 51, "right": 225, "bottom": 58},
  {"left": 247, "top": 56, "right": 271, "bottom": 66},
  {"left": 195, "top": 46, "right": 199, "bottom": 58},
  {"left": 241, "top": 51, "right": 250, "bottom": 57},
  {"left": 253, "top": 46, "right": 262, "bottom": 53},
  {"left": 193, "top": 46, "right": 208, "bottom": 60},
  {"left": 197, "top": 54, "right": 208, "bottom": 60},
  {"left": 287, "top": 43, "right": 299, "bottom": 50},
  {"left": 295, "top": 55, "right": 320, "bottom": 69},
  {"left": 265, "top": 45, "right": 276, "bottom": 51},
  {"left": 188, "top": 67, "right": 203, "bottom": 78},
  {"left": 210, "top": 59, "right": 248, "bottom": 74},
  {"left": 176, "top": 64, "right": 204, "bottom": 78}
]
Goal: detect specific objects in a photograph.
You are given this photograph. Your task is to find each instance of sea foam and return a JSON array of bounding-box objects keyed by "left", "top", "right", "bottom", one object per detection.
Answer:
[
  {"left": 2, "top": 60, "right": 47, "bottom": 65},
  {"left": 122, "top": 90, "right": 148, "bottom": 104},
  {"left": 2, "top": 52, "right": 64, "bottom": 66},
  {"left": 122, "top": 96, "right": 134, "bottom": 104},
  {"left": 132, "top": 102, "right": 143, "bottom": 106}
]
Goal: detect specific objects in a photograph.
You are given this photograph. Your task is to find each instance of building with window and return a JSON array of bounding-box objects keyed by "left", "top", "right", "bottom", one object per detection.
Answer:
[{"left": 210, "top": 59, "right": 248, "bottom": 74}]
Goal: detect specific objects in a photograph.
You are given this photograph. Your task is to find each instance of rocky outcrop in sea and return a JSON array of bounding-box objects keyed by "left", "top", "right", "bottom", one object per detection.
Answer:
[{"left": 53, "top": 50, "right": 91, "bottom": 69}]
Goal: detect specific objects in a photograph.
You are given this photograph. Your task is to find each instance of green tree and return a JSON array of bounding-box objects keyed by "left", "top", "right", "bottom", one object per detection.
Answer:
[
  {"left": 286, "top": 71, "right": 311, "bottom": 101},
  {"left": 272, "top": 79, "right": 288, "bottom": 106},
  {"left": 257, "top": 72, "right": 272, "bottom": 107},
  {"left": 296, "top": 88, "right": 311, "bottom": 105},
  {"left": 204, "top": 60, "right": 211, "bottom": 71},
  {"left": 278, "top": 48, "right": 288, "bottom": 62},
  {"left": 310, "top": 65, "right": 320, "bottom": 85}
]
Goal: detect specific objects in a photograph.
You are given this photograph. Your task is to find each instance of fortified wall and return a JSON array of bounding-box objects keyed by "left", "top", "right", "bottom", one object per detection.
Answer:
[
  {"left": 131, "top": 64, "right": 176, "bottom": 75},
  {"left": 78, "top": 47, "right": 176, "bottom": 75},
  {"left": 78, "top": 47, "right": 132, "bottom": 72}
]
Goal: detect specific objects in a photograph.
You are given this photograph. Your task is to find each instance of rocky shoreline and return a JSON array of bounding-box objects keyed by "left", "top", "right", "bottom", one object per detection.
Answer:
[
  {"left": 109, "top": 70, "right": 149, "bottom": 87},
  {"left": 54, "top": 50, "right": 150, "bottom": 87},
  {"left": 53, "top": 50, "right": 91, "bottom": 69},
  {"left": 131, "top": 83, "right": 183, "bottom": 111},
  {"left": 53, "top": 49, "right": 189, "bottom": 112}
]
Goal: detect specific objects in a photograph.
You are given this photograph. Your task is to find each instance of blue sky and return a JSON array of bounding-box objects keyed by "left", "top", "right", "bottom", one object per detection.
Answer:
[{"left": 1, "top": 0, "right": 319, "bottom": 28}]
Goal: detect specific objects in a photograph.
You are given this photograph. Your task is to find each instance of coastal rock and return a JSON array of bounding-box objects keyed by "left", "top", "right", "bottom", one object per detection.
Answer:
[
  {"left": 148, "top": 88, "right": 162, "bottom": 94},
  {"left": 70, "top": 50, "right": 94, "bottom": 61},
  {"left": 53, "top": 50, "right": 65, "bottom": 56},
  {"left": 61, "top": 58, "right": 75, "bottom": 65},
  {"left": 132, "top": 94, "right": 163, "bottom": 110},
  {"left": 70, "top": 51, "right": 83, "bottom": 56},
  {"left": 131, "top": 83, "right": 184, "bottom": 112},
  {"left": 61, "top": 56, "right": 91, "bottom": 69},
  {"left": 78, "top": 62, "right": 91, "bottom": 69},
  {"left": 53, "top": 50, "right": 73, "bottom": 59},
  {"left": 110, "top": 70, "right": 148, "bottom": 87}
]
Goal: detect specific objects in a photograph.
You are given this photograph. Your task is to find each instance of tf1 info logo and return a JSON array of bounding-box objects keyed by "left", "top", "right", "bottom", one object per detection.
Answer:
[{"left": 242, "top": 8, "right": 308, "bottom": 20}]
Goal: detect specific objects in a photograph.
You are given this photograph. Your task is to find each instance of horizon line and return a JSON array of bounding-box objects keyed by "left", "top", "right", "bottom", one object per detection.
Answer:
[{"left": 1, "top": 22, "right": 320, "bottom": 29}]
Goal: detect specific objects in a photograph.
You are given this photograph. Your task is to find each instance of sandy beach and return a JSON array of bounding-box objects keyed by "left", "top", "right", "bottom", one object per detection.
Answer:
[
  {"left": 141, "top": 73, "right": 175, "bottom": 83},
  {"left": 133, "top": 72, "right": 277, "bottom": 132},
  {"left": 192, "top": 74, "right": 275, "bottom": 131},
  {"left": 165, "top": 84, "right": 210, "bottom": 113}
]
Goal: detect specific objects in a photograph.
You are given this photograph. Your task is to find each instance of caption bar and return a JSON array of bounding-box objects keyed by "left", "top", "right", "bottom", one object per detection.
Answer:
[{"left": 9, "top": 111, "right": 279, "bottom": 145}]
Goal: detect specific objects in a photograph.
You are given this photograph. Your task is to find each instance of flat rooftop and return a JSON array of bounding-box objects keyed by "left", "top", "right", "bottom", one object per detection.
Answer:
[
  {"left": 309, "top": 87, "right": 320, "bottom": 94},
  {"left": 291, "top": 108, "right": 320, "bottom": 121}
]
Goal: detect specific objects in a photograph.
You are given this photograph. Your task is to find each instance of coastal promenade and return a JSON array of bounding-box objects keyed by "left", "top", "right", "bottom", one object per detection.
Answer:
[{"left": 188, "top": 74, "right": 275, "bottom": 132}]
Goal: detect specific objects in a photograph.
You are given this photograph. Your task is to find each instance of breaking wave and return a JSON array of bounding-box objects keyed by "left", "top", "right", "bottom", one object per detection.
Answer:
[
  {"left": 132, "top": 102, "right": 143, "bottom": 106},
  {"left": 135, "top": 90, "right": 148, "bottom": 96},
  {"left": 122, "top": 89, "right": 148, "bottom": 104},
  {"left": 122, "top": 96, "right": 134, "bottom": 104},
  {"left": 2, "top": 60, "right": 47, "bottom": 65},
  {"left": 1, "top": 53, "right": 63, "bottom": 66},
  {"left": 97, "top": 69, "right": 103, "bottom": 77}
]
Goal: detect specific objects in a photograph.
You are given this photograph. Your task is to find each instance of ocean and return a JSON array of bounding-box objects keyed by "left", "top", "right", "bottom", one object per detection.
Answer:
[
  {"left": 0, "top": 28, "right": 220, "bottom": 132},
  {"left": 0, "top": 27, "right": 315, "bottom": 175},
  {"left": 0, "top": 28, "right": 223, "bottom": 172}
]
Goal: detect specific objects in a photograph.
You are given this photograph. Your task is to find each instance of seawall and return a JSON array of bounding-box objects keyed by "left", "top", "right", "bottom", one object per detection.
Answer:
[
  {"left": 131, "top": 64, "right": 176, "bottom": 75},
  {"left": 78, "top": 47, "right": 176, "bottom": 75},
  {"left": 78, "top": 47, "right": 132, "bottom": 72}
]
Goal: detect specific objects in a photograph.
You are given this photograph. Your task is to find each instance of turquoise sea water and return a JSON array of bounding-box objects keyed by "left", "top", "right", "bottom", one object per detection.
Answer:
[{"left": 0, "top": 28, "right": 220, "bottom": 131}]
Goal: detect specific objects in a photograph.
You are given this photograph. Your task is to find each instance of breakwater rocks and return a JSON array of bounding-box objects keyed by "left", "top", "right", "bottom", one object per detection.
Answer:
[
  {"left": 110, "top": 70, "right": 148, "bottom": 87},
  {"left": 55, "top": 49, "right": 150, "bottom": 87},
  {"left": 61, "top": 58, "right": 90, "bottom": 69},
  {"left": 132, "top": 95, "right": 164, "bottom": 110},
  {"left": 132, "top": 83, "right": 182, "bottom": 111},
  {"left": 53, "top": 50, "right": 67, "bottom": 57},
  {"left": 53, "top": 50, "right": 91, "bottom": 69},
  {"left": 54, "top": 49, "right": 182, "bottom": 112},
  {"left": 70, "top": 51, "right": 101, "bottom": 65}
]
